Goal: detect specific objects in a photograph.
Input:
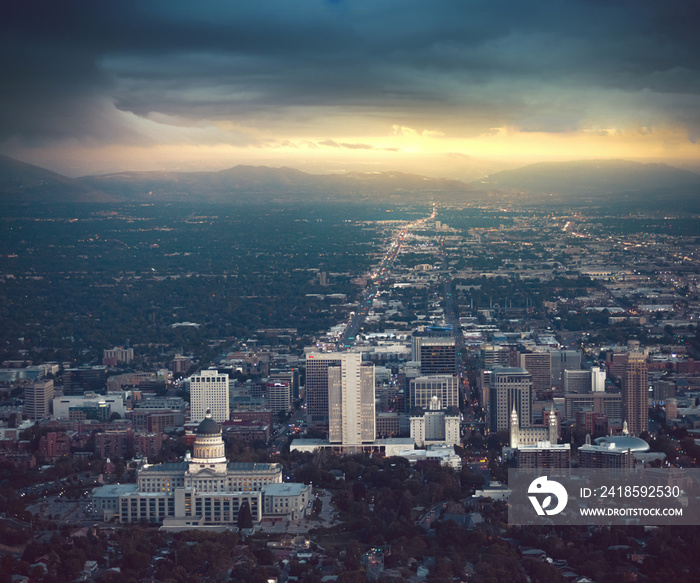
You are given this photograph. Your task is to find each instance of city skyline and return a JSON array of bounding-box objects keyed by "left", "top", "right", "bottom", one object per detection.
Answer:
[{"left": 2, "top": 1, "right": 699, "bottom": 180}]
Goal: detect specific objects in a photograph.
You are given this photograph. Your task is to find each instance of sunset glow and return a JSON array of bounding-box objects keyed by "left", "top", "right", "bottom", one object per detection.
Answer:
[{"left": 1, "top": 1, "right": 699, "bottom": 179}]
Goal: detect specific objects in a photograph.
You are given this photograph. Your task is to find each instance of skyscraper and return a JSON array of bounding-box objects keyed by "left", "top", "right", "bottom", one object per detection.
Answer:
[
  {"left": 267, "top": 381, "right": 291, "bottom": 414},
  {"left": 327, "top": 353, "right": 375, "bottom": 446},
  {"left": 488, "top": 367, "right": 532, "bottom": 433},
  {"left": 549, "top": 349, "right": 582, "bottom": 389},
  {"left": 623, "top": 351, "right": 649, "bottom": 436},
  {"left": 190, "top": 370, "right": 229, "bottom": 423},
  {"left": 413, "top": 337, "right": 456, "bottom": 375},
  {"left": 305, "top": 353, "right": 342, "bottom": 426},
  {"left": 518, "top": 350, "right": 551, "bottom": 393},
  {"left": 24, "top": 379, "right": 54, "bottom": 420}
]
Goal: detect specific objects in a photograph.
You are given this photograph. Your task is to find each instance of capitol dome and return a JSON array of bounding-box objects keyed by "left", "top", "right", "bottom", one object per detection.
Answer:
[
  {"left": 191, "top": 410, "right": 227, "bottom": 466},
  {"left": 196, "top": 410, "right": 220, "bottom": 435}
]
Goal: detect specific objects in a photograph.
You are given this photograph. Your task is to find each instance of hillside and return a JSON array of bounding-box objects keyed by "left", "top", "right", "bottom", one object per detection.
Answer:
[
  {"left": 1, "top": 155, "right": 699, "bottom": 211},
  {"left": 0, "top": 155, "right": 116, "bottom": 203},
  {"left": 472, "top": 159, "right": 700, "bottom": 211},
  {"left": 77, "top": 166, "right": 478, "bottom": 203}
]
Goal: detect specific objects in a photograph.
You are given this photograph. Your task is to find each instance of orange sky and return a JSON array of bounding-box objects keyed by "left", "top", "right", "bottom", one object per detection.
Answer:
[{"left": 2, "top": 2, "right": 699, "bottom": 180}]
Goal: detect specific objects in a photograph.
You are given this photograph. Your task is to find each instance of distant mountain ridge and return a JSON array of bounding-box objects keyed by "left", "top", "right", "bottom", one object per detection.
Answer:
[
  {"left": 0, "top": 155, "right": 698, "bottom": 211},
  {"left": 0, "top": 154, "right": 116, "bottom": 203},
  {"left": 77, "top": 165, "right": 477, "bottom": 203},
  {"left": 473, "top": 159, "right": 700, "bottom": 211}
]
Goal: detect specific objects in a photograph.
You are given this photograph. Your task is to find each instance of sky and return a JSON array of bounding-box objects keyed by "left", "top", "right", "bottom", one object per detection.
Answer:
[{"left": 2, "top": 0, "right": 700, "bottom": 180}]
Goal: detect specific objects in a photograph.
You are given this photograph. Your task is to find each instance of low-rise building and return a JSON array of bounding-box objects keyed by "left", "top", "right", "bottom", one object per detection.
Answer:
[{"left": 262, "top": 483, "right": 311, "bottom": 520}]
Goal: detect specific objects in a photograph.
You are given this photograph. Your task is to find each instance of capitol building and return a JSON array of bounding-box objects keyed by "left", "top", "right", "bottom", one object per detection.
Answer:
[{"left": 92, "top": 411, "right": 310, "bottom": 528}]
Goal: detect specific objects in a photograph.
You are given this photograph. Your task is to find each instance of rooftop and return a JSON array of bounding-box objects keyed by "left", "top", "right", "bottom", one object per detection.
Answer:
[
  {"left": 92, "top": 484, "right": 138, "bottom": 498},
  {"left": 262, "top": 483, "right": 309, "bottom": 496},
  {"left": 593, "top": 436, "right": 650, "bottom": 452}
]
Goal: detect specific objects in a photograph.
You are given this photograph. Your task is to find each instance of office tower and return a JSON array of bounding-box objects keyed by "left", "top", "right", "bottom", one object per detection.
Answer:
[
  {"left": 190, "top": 370, "right": 230, "bottom": 423},
  {"left": 305, "top": 353, "right": 343, "bottom": 425},
  {"left": 550, "top": 349, "right": 581, "bottom": 389},
  {"left": 563, "top": 369, "right": 591, "bottom": 393},
  {"left": 564, "top": 392, "right": 622, "bottom": 425},
  {"left": 327, "top": 353, "right": 375, "bottom": 446},
  {"left": 518, "top": 350, "right": 551, "bottom": 392},
  {"left": 478, "top": 370, "right": 491, "bottom": 418},
  {"left": 653, "top": 380, "right": 675, "bottom": 402},
  {"left": 482, "top": 345, "right": 512, "bottom": 369},
  {"left": 591, "top": 365, "right": 606, "bottom": 392},
  {"left": 413, "top": 337, "right": 456, "bottom": 375},
  {"left": 270, "top": 369, "right": 299, "bottom": 400},
  {"left": 61, "top": 366, "right": 108, "bottom": 395},
  {"left": 24, "top": 379, "right": 54, "bottom": 420},
  {"left": 488, "top": 367, "right": 532, "bottom": 433},
  {"left": 623, "top": 351, "right": 649, "bottom": 436},
  {"left": 607, "top": 351, "right": 628, "bottom": 379},
  {"left": 409, "top": 375, "right": 458, "bottom": 410},
  {"left": 267, "top": 381, "right": 291, "bottom": 414},
  {"left": 562, "top": 366, "right": 606, "bottom": 394}
]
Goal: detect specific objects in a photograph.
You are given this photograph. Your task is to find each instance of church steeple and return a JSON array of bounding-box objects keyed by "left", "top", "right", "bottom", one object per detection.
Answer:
[
  {"left": 548, "top": 406, "right": 558, "bottom": 444},
  {"left": 510, "top": 405, "right": 519, "bottom": 448}
]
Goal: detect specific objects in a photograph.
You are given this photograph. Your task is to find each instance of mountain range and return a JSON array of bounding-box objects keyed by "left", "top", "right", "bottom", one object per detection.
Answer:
[{"left": 1, "top": 154, "right": 699, "bottom": 211}]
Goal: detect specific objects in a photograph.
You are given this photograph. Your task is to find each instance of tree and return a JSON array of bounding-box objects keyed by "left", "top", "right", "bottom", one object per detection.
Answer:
[
  {"left": 237, "top": 501, "right": 253, "bottom": 530},
  {"left": 345, "top": 540, "right": 361, "bottom": 571}
]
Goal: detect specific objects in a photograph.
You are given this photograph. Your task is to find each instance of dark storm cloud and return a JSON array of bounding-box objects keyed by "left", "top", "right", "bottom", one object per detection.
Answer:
[{"left": 2, "top": 0, "right": 700, "bottom": 145}]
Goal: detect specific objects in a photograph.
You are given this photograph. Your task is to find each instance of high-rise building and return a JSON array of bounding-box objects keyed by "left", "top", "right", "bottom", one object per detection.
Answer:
[
  {"left": 190, "top": 370, "right": 230, "bottom": 423},
  {"left": 61, "top": 366, "right": 108, "bottom": 395},
  {"left": 482, "top": 345, "right": 512, "bottom": 369},
  {"left": 488, "top": 367, "right": 532, "bottom": 433},
  {"left": 563, "top": 366, "right": 607, "bottom": 393},
  {"left": 607, "top": 351, "right": 629, "bottom": 379},
  {"left": 409, "top": 375, "right": 458, "bottom": 411},
  {"left": 518, "top": 350, "right": 551, "bottom": 393},
  {"left": 623, "top": 351, "right": 649, "bottom": 436},
  {"left": 328, "top": 353, "right": 375, "bottom": 446},
  {"left": 591, "top": 365, "right": 606, "bottom": 392},
  {"left": 413, "top": 337, "right": 456, "bottom": 375},
  {"left": 24, "top": 379, "right": 54, "bottom": 420},
  {"left": 305, "top": 353, "right": 343, "bottom": 425},
  {"left": 270, "top": 369, "right": 299, "bottom": 400},
  {"left": 549, "top": 349, "right": 581, "bottom": 389},
  {"left": 564, "top": 392, "right": 622, "bottom": 424},
  {"left": 267, "top": 381, "right": 291, "bottom": 414}
]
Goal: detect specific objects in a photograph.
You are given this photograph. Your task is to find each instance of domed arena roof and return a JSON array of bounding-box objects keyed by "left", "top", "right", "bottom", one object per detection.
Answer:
[
  {"left": 593, "top": 435, "right": 650, "bottom": 452},
  {"left": 197, "top": 411, "right": 220, "bottom": 435}
]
